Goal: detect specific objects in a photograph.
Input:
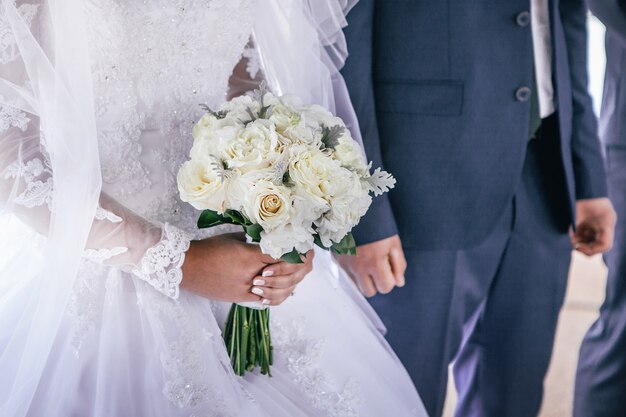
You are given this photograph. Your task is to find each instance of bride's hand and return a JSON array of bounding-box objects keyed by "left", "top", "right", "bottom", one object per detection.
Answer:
[
  {"left": 181, "top": 233, "right": 314, "bottom": 305},
  {"left": 256, "top": 250, "right": 315, "bottom": 306}
]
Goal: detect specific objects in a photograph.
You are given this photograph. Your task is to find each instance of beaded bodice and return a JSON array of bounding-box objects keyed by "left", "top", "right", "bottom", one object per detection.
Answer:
[{"left": 85, "top": 0, "right": 253, "bottom": 234}]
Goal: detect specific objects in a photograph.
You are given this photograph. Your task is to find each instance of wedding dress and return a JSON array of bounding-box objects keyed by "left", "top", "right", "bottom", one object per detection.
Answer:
[{"left": 0, "top": 1, "right": 428, "bottom": 416}]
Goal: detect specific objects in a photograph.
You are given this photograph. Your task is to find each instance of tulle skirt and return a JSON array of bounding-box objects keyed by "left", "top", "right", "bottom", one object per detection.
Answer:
[{"left": 4, "top": 234, "right": 426, "bottom": 417}]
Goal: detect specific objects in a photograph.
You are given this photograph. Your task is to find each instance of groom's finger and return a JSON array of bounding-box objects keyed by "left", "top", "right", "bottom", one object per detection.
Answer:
[
  {"left": 371, "top": 260, "right": 396, "bottom": 294},
  {"left": 389, "top": 249, "right": 407, "bottom": 287},
  {"left": 355, "top": 271, "right": 377, "bottom": 297}
]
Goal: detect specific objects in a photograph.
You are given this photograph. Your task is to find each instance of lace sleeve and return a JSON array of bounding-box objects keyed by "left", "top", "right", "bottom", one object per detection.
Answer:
[
  {"left": 0, "top": 1, "right": 190, "bottom": 300},
  {"left": 131, "top": 224, "right": 192, "bottom": 299}
]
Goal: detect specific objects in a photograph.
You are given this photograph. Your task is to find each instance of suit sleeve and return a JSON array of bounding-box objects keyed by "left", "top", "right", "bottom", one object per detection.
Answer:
[
  {"left": 587, "top": 0, "right": 626, "bottom": 45},
  {"left": 560, "top": 0, "right": 608, "bottom": 199},
  {"left": 341, "top": 0, "right": 399, "bottom": 245}
]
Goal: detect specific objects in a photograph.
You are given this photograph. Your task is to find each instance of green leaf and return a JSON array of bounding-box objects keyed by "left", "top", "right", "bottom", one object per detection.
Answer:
[
  {"left": 245, "top": 223, "right": 263, "bottom": 242},
  {"left": 224, "top": 210, "right": 248, "bottom": 226},
  {"left": 197, "top": 210, "right": 229, "bottom": 229},
  {"left": 313, "top": 234, "right": 330, "bottom": 250},
  {"left": 331, "top": 233, "right": 357, "bottom": 256},
  {"left": 281, "top": 249, "right": 304, "bottom": 264}
]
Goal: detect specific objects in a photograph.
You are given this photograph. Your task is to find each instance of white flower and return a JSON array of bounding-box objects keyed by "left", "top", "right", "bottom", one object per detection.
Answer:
[
  {"left": 218, "top": 94, "right": 260, "bottom": 123},
  {"left": 301, "top": 104, "right": 345, "bottom": 130},
  {"left": 227, "top": 168, "right": 275, "bottom": 213},
  {"left": 192, "top": 113, "right": 222, "bottom": 142},
  {"left": 332, "top": 135, "right": 368, "bottom": 173},
  {"left": 190, "top": 124, "right": 240, "bottom": 160},
  {"left": 222, "top": 119, "right": 281, "bottom": 173},
  {"left": 242, "top": 180, "right": 292, "bottom": 230},
  {"left": 260, "top": 223, "right": 315, "bottom": 260},
  {"left": 288, "top": 144, "right": 343, "bottom": 200},
  {"left": 177, "top": 157, "right": 227, "bottom": 212},
  {"left": 315, "top": 170, "right": 372, "bottom": 247},
  {"left": 269, "top": 102, "right": 301, "bottom": 133}
]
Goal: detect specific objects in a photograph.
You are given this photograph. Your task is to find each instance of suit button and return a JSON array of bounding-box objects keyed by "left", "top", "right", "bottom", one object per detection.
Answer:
[
  {"left": 516, "top": 11, "right": 531, "bottom": 27},
  {"left": 515, "top": 86, "right": 532, "bottom": 102}
]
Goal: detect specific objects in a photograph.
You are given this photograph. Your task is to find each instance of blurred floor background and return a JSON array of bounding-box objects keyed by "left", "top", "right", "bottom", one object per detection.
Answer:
[{"left": 442, "top": 15, "right": 610, "bottom": 417}]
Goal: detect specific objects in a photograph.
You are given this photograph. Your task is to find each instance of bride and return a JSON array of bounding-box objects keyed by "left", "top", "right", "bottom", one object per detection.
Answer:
[{"left": 0, "top": 0, "right": 427, "bottom": 416}]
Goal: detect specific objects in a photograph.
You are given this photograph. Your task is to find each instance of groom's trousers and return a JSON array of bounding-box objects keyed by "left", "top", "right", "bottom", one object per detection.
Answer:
[
  {"left": 574, "top": 144, "right": 626, "bottom": 417},
  {"left": 370, "top": 115, "right": 572, "bottom": 417}
]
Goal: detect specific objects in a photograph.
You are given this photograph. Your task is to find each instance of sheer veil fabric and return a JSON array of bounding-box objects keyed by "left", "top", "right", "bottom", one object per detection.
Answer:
[
  {"left": 0, "top": 2, "right": 101, "bottom": 416},
  {"left": 0, "top": 1, "right": 425, "bottom": 417}
]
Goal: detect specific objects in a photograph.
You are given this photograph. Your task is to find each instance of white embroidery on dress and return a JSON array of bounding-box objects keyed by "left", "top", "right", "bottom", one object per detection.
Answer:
[
  {"left": 0, "top": 102, "right": 30, "bottom": 133},
  {"left": 136, "top": 290, "right": 233, "bottom": 416},
  {"left": 84, "top": 246, "right": 128, "bottom": 263},
  {"left": 95, "top": 205, "right": 123, "bottom": 223},
  {"left": 67, "top": 266, "right": 103, "bottom": 357},
  {"left": 84, "top": 0, "right": 254, "bottom": 236},
  {"left": 132, "top": 223, "right": 191, "bottom": 299},
  {"left": 273, "top": 319, "right": 363, "bottom": 417},
  {"left": 4, "top": 157, "right": 53, "bottom": 209},
  {"left": 0, "top": 2, "right": 39, "bottom": 65}
]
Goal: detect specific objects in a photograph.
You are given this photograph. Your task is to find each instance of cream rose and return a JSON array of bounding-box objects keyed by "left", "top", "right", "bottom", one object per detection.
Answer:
[
  {"left": 242, "top": 181, "right": 292, "bottom": 230},
  {"left": 177, "top": 157, "right": 227, "bottom": 212}
]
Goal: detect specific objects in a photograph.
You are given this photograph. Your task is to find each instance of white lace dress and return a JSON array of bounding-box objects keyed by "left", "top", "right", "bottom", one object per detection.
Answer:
[{"left": 0, "top": 1, "right": 427, "bottom": 416}]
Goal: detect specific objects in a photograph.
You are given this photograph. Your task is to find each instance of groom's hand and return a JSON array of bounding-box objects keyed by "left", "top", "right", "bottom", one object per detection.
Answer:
[
  {"left": 571, "top": 197, "right": 617, "bottom": 256},
  {"left": 337, "top": 235, "right": 407, "bottom": 297}
]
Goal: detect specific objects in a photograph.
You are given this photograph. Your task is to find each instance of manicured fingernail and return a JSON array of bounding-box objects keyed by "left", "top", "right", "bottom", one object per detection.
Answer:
[
  {"left": 262, "top": 270, "right": 274, "bottom": 277},
  {"left": 253, "top": 279, "right": 266, "bottom": 286},
  {"left": 262, "top": 299, "right": 271, "bottom": 305},
  {"left": 251, "top": 287, "right": 264, "bottom": 296}
]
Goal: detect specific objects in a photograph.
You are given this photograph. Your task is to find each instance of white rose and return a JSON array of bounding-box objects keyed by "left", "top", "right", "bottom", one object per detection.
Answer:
[
  {"left": 279, "top": 122, "right": 323, "bottom": 147},
  {"left": 218, "top": 94, "right": 260, "bottom": 123},
  {"left": 227, "top": 168, "right": 275, "bottom": 212},
  {"left": 301, "top": 104, "right": 345, "bottom": 130},
  {"left": 269, "top": 102, "right": 301, "bottom": 133},
  {"left": 315, "top": 171, "right": 371, "bottom": 247},
  {"left": 291, "top": 185, "right": 331, "bottom": 227},
  {"left": 222, "top": 119, "right": 281, "bottom": 173},
  {"left": 332, "top": 135, "right": 368, "bottom": 173},
  {"left": 177, "top": 157, "right": 227, "bottom": 212},
  {"left": 192, "top": 113, "right": 221, "bottom": 142},
  {"left": 260, "top": 223, "right": 315, "bottom": 260},
  {"left": 242, "top": 180, "right": 292, "bottom": 231},
  {"left": 288, "top": 144, "right": 343, "bottom": 200},
  {"left": 190, "top": 124, "right": 240, "bottom": 160}
]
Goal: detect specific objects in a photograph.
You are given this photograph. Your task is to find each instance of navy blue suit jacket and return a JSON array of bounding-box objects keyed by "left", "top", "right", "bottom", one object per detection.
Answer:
[
  {"left": 342, "top": 0, "right": 608, "bottom": 250},
  {"left": 588, "top": 0, "right": 626, "bottom": 148}
]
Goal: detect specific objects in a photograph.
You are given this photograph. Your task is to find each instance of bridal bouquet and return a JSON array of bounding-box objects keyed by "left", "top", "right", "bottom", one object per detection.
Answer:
[{"left": 177, "top": 83, "right": 395, "bottom": 376}]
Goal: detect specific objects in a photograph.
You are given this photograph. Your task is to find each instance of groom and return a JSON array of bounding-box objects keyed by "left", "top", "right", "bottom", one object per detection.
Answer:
[
  {"left": 340, "top": 1, "right": 616, "bottom": 416},
  {"left": 574, "top": 0, "right": 626, "bottom": 415}
]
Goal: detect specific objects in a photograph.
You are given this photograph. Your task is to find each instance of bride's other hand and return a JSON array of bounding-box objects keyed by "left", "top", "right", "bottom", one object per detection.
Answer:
[
  {"left": 337, "top": 235, "right": 407, "bottom": 298},
  {"left": 255, "top": 251, "right": 315, "bottom": 306},
  {"left": 181, "top": 233, "right": 278, "bottom": 303}
]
